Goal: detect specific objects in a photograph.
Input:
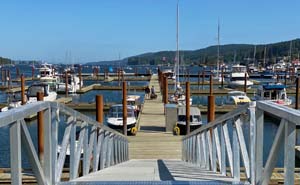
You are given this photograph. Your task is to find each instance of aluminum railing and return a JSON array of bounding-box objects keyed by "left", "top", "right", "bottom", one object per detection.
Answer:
[
  {"left": 183, "top": 101, "right": 299, "bottom": 185},
  {"left": 0, "top": 101, "right": 128, "bottom": 185}
]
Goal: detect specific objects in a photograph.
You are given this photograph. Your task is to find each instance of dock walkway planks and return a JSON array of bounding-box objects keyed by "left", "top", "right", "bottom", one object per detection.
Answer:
[{"left": 129, "top": 74, "right": 182, "bottom": 160}]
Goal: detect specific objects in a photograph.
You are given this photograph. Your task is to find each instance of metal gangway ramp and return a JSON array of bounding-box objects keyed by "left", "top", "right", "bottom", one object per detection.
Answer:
[{"left": 0, "top": 75, "right": 299, "bottom": 184}]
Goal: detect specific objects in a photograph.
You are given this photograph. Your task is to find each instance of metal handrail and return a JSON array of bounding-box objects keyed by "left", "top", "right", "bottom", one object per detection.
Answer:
[
  {"left": 182, "top": 100, "right": 299, "bottom": 184},
  {"left": 0, "top": 101, "right": 129, "bottom": 185}
]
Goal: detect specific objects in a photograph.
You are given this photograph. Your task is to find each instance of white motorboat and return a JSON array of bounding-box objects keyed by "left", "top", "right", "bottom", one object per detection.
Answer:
[
  {"left": 225, "top": 91, "right": 251, "bottom": 106},
  {"left": 253, "top": 83, "right": 292, "bottom": 105},
  {"left": 27, "top": 83, "right": 57, "bottom": 103},
  {"left": 56, "top": 74, "right": 82, "bottom": 94},
  {"left": 228, "top": 64, "right": 253, "bottom": 89},
  {"left": 3, "top": 83, "right": 57, "bottom": 111},
  {"left": 126, "top": 95, "right": 142, "bottom": 115},
  {"left": 106, "top": 104, "right": 137, "bottom": 135},
  {"left": 174, "top": 106, "right": 202, "bottom": 135}
]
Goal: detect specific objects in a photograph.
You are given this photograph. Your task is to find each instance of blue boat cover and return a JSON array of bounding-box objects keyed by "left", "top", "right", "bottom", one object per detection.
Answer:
[{"left": 263, "top": 84, "right": 285, "bottom": 90}]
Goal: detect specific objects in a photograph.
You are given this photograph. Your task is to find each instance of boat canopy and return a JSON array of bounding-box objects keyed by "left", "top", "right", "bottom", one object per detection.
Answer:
[{"left": 262, "top": 84, "right": 285, "bottom": 90}]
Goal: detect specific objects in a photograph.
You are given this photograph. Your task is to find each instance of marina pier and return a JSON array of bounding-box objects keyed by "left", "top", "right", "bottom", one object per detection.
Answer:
[{"left": 0, "top": 74, "right": 299, "bottom": 184}]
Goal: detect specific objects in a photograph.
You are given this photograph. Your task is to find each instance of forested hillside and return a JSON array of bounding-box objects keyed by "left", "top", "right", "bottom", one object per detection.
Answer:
[{"left": 127, "top": 39, "right": 300, "bottom": 66}]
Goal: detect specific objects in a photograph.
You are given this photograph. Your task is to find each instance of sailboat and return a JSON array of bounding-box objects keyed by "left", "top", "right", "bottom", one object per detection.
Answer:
[{"left": 168, "top": 1, "right": 192, "bottom": 106}]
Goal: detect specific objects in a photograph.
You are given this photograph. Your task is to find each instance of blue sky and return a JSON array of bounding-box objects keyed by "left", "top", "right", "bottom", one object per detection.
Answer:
[{"left": 0, "top": 0, "right": 299, "bottom": 63}]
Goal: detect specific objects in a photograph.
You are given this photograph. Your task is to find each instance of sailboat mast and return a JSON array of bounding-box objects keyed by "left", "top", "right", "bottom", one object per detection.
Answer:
[
  {"left": 289, "top": 41, "right": 292, "bottom": 63},
  {"left": 253, "top": 45, "right": 256, "bottom": 65},
  {"left": 263, "top": 46, "right": 267, "bottom": 68},
  {"left": 217, "top": 20, "right": 220, "bottom": 77},
  {"left": 176, "top": 0, "right": 180, "bottom": 87}
]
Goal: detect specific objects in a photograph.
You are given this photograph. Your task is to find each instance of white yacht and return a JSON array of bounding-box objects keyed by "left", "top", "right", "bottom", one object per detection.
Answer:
[
  {"left": 253, "top": 83, "right": 292, "bottom": 105},
  {"left": 37, "top": 63, "right": 60, "bottom": 87},
  {"left": 228, "top": 64, "right": 253, "bottom": 89},
  {"left": 106, "top": 104, "right": 137, "bottom": 135},
  {"left": 174, "top": 106, "right": 202, "bottom": 135}
]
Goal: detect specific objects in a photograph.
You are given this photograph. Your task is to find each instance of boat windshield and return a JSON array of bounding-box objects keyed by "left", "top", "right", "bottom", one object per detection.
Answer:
[
  {"left": 178, "top": 115, "right": 201, "bottom": 122},
  {"left": 127, "top": 101, "right": 135, "bottom": 106},
  {"left": 231, "top": 77, "right": 246, "bottom": 81},
  {"left": 27, "top": 86, "right": 48, "bottom": 97},
  {"left": 108, "top": 106, "right": 135, "bottom": 118},
  {"left": 232, "top": 66, "right": 246, "bottom": 73}
]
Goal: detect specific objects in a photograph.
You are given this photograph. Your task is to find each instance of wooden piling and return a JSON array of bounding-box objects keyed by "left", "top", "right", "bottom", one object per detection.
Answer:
[
  {"left": 65, "top": 71, "right": 68, "bottom": 97},
  {"left": 96, "top": 95, "right": 104, "bottom": 124},
  {"left": 186, "top": 81, "right": 190, "bottom": 134},
  {"left": 198, "top": 71, "right": 200, "bottom": 87},
  {"left": 244, "top": 72, "right": 247, "bottom": 93},
  {"left": 16, "top": 67, "right": 20, "bottom": 79},
  {"left": 207, "top": 74, "right": 215, "bottom": 122},
  {"left": 79, "top": 65, "right": 82, "bottom": 90},
  {"left": 122, "top": 81, "right": 127, "bottom": 136},
  {"left": 163, "top": 76, "right": 168, "bottom": 104},
  {"left": 284, "top": 70, "right": 287, "bottom": 86},
  {"left": 202, "top": 70, "right": 205, "bottom": 87},
  {"left": 32, "top": 66, "right": 34, "bottom": 80},
  {"left": 21, "top": 75, "right": 26, "bottom": 105},
  {"left": 37, "top": 92, "right": 44, "bottom": 162},
  {"left": 296, "top": 77, "right": 299, "bottom": 110}
]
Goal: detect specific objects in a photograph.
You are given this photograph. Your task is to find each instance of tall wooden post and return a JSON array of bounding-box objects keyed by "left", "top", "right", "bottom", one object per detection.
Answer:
[
  {"left": 244, "top": 72, "right": 247, "bottom": 93},
  {"left": 79, "top": 65, "right": 82, "bottom": 90},
  {"left": 296, "top": 77, "right": 299, "bottom": 109},
  {"left": 163, "top": 76, "right": 168, "bottom": 104},
  {"left": 186, "top": 81, "right": 190, "bottom": 134},
  {"left": 96, "top": 95, "right": 104, "bottom": 124},
  {"left": 198, "top": 71, "right": 200, "bottom": 88},
  {"left": 32, "top": 66, "right": 34, "bottom": 80},
  {"left": 16, "top": 67, "right": 20, "bottom": 79},
  {"left": 202, "top": 70, "right": 205, "bottom": 87},
  {"left": 37, "top": 92, "right": 44, "bottom": 162},
  {"left": 65, "top": 71, "right": 68, "bottom": 97},
  {"left": 284, "top": 70, "right": 287, "bottom": 86},
  {"left": 21, "top": 74, "right": 26, "bottom": 105},
  {"left": 208, "top": 74, "right": 215, "bottom": 122},
  {"left": 122, "top": 81, "right": 127, "bottom": 135}
]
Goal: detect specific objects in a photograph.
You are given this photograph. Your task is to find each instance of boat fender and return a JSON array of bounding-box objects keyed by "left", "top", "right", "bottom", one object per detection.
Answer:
[
  {"left": 173, "top": 125, "right": 180, "bottom": 136},
  {"left": 131, "top": 127, "right": 137, "bottom": 136}
]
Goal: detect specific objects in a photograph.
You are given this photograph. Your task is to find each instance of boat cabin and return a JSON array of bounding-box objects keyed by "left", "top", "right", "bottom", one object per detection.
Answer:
[{"left": 226, "top": 91, "right": 251, "bottom": 105}]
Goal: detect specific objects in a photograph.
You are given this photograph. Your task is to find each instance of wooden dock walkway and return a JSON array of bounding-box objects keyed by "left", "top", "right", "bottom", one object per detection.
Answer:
[{"left": 128, "top": 74, "right": 182, "bottom": 160}]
